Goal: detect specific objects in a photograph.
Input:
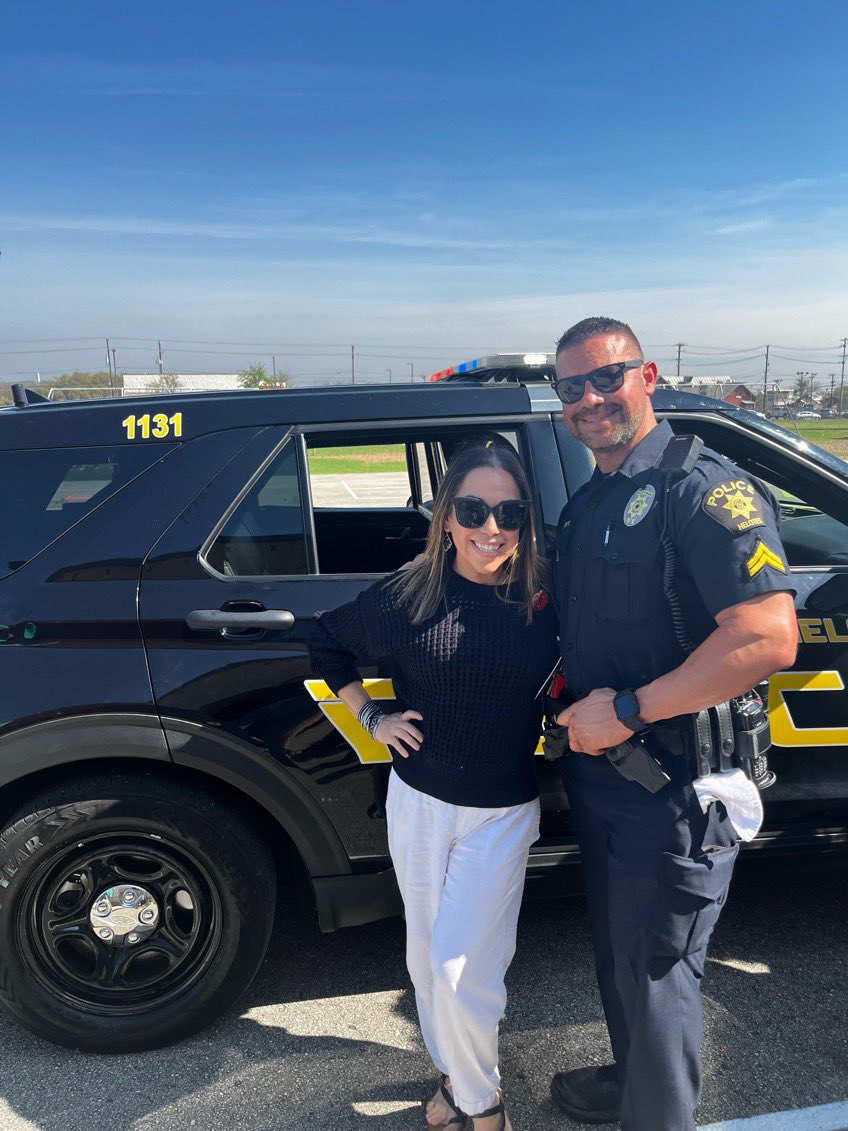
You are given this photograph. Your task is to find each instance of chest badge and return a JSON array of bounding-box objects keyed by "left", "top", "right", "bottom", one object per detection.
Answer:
[{"left": 623, "top": 484, "right": 656, "bottom": 527}]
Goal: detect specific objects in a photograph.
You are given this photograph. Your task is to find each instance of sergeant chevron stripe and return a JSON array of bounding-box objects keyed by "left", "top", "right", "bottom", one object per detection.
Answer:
[{"left": 745, "top": 540, "right": 786, "bottom": 578}]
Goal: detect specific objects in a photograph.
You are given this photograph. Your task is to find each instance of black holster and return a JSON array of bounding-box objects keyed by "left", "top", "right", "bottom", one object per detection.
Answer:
[{"left": 542, "top": 722, "right": 671, "bottom": 794}]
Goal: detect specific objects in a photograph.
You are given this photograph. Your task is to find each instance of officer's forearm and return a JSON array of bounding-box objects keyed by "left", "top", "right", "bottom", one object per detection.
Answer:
[{"left": 636, "top": 592, "right": 797, "bottom": 723}]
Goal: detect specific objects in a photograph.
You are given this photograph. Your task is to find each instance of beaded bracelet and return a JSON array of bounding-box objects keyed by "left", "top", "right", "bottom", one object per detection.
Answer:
[{"left": 357, "top": 701, "right": 387, "bottom": 739}]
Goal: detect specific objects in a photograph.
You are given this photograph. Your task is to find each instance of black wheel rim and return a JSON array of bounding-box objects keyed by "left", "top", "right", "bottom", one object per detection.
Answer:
[{"left": 18, "top": 832, "right": 223, "bottom": 1016}]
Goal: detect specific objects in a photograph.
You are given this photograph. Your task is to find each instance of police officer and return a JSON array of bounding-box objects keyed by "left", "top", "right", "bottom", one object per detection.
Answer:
[{"left": 547, "top": 317, "right": 798, "bottom": 1131}]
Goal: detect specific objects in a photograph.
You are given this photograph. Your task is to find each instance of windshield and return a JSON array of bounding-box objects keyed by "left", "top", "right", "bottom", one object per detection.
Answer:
[{"left": 719, "top": 406, "right": 848, "bottom": 479}]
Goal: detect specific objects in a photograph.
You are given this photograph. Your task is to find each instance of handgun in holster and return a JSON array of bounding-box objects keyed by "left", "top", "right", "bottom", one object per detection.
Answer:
[{"left": 542, "top": 679, "right": 670, "bottom": 794}]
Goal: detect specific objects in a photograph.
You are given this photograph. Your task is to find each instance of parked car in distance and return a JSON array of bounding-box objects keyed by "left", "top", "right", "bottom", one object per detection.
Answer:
[{"left": 797, "top": 410, "right": 822, "bottom": 419}]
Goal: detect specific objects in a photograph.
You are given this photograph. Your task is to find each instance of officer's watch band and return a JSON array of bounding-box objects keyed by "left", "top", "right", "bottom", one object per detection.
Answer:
[{"left": 613, "top": 689, "right": 650, "bottom": 734}]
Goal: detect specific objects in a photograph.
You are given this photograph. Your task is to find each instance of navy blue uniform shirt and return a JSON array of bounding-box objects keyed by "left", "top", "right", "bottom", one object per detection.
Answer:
[{"left": 554, "top": 420, "right": 795, "bottom": 700}]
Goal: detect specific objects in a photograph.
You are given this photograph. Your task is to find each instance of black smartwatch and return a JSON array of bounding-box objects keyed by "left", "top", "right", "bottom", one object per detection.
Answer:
[{"left": 613, "top": 689, "right": 650, "bottom": 734}]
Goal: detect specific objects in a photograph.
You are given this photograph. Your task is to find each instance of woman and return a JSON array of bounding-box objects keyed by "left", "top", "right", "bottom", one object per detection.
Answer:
[{"left": 310, "top": 443, "right": 558, "bottom": 1131}]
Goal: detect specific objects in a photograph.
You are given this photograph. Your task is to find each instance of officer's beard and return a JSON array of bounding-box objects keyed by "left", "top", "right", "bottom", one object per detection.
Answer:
[{"left": 572, "top": 402, "right": 642, "bottom": 454}]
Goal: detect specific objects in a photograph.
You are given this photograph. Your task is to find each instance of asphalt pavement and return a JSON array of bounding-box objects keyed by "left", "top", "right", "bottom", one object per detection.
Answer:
[{"left": 0, "top": 866, "right": 845, "bottom": 1130}]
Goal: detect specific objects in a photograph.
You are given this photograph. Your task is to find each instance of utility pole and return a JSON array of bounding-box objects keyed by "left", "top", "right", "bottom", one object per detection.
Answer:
[
  {"left": 761, "top": 345, "right": 770, "bottom": 413},
  {"left": 675, "top": 342, "right": 684, "bottom": 377},
  {"left": 111, "top": 347, "right": 118, "bottom": 392},
  {"left": 157, "top": 340, "right": 164, "bottom": 375},
  {"left": 829, "top": 373, "right": 835, "bottom": 413},
  {"left": 105, "top": 338, "right": 114, "bottom": 392},
  {"left": 408, "top": 362, "right": 414, "bottom": 381},
  {"left": 272, "top": 355, "right": 277, "bottom": 379},
  {"left": 840, "top": 338, "right": 847, "bottom": 415},
  {"left": 351, "top": 345, "right": 356, "bottom": 384}
]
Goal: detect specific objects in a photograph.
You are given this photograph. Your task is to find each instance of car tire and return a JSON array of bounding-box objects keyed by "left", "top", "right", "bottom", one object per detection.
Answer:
[{"left": 0, "top": 771, "right": 275, "bottom": 1052}]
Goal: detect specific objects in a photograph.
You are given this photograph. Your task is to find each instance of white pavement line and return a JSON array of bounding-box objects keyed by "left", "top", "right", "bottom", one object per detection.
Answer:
[
  {"left": 699, "top": 1101, "right": 848, "bottom": 1130},
  {"left": 340, "top": 479, "right": 358, "bottom": 499}
]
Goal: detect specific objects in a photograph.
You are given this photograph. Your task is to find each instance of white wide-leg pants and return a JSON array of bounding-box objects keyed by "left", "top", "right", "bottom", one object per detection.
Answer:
[{"left": 386, "top": 770, "right": 540, "bottom": 1116}]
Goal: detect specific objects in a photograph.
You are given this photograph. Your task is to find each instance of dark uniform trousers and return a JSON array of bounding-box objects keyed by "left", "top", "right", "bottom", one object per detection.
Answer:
[{"left": 560, "top": 733, "right": 739, "bottom": 1131}]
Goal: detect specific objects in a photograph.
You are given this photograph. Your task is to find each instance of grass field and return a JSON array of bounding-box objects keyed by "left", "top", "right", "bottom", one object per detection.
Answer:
[
  {"left": 787, "top": 418, "right": 848, "bottom": 459},
  {"left": 308, "top": 445, "right": 407, "bottom": 474}
]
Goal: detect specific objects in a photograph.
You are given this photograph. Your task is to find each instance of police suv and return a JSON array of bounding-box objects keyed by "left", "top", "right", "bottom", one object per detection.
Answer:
[{"left": 1, "top": 357, "right": 846, "bottom": 1053}]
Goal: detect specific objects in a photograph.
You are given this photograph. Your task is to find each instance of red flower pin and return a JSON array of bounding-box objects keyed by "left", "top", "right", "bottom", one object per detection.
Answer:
[{"left": 532, "top": 589, "right": 550, "bottom": 611}]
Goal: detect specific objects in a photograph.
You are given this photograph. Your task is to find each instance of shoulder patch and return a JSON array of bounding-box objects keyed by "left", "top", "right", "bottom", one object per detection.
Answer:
[
  {"left": 623, "top": 485, "right": 656, "bottom": 527},
  {"left": 702, "top": 479, "right": 765, "bottom": 533},
  {"left": 746, "top": 539, "right": 786, "bottom": 579}
]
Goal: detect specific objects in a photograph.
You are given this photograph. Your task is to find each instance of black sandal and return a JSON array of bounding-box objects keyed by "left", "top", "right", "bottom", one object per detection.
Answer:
[
  {"left": 430, "top": 1074, "right": 468, "bottom": 1128},
  {"left": 470, "top": 1098, "right": 507, "bottom": 1131}
]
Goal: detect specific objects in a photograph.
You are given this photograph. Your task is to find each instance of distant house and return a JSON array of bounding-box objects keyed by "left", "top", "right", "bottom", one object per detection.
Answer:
[
  {"left": 657, "top": 375, "right": 732, "bottom": 400},
  {"left": 722, "top": 384, "right": 757, "bottom": 409},
  {"left": 122, "top": 374, "right": 242, "bottom": 396}
]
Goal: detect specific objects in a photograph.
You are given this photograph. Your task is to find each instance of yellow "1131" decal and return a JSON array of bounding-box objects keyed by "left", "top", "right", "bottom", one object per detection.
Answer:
[{"left": 121, "top": 412, "right": 183, "bottom": 440}]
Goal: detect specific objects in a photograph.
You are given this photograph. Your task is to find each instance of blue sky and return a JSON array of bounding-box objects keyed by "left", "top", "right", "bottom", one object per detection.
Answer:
[{"left": 2, "top": 1, "right": 847, "bottom": 385}]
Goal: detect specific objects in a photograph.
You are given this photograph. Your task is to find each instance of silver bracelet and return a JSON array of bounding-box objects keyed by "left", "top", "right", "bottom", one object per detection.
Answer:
[{"left": 357, "top": 701, "right": 387, "bottom": 739}]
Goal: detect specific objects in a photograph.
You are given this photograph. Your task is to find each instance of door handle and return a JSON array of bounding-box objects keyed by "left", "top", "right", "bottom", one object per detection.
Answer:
[{"left": 186, "top": 609, "right": 295, "bottom": 631}]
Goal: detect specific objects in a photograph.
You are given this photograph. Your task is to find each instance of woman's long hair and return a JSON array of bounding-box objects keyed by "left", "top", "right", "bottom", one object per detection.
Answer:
[{"left": 392, "top": 442, "right": 548, "bottom": 624}]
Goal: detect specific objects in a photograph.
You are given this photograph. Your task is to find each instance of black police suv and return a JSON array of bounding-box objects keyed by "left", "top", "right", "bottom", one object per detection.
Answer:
[{"left": 1, "top": 371, "right": 847, "bottom": 1052}]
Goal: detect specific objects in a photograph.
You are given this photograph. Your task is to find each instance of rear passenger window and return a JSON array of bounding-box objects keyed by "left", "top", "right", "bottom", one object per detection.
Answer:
[
  {"left": 1, "top": 445, "right": 169, "bottom": 578},
  {"left": 204, "top": 441, "right": 308, "bottom": 577}
]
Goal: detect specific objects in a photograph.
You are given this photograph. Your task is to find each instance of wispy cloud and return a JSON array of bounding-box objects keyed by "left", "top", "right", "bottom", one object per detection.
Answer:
[
  {"left": 0, "top": 209, "right": 536, "bottom": 252},
  {"left": 714, "top": 217, "right": 773, "bottom": 236}
]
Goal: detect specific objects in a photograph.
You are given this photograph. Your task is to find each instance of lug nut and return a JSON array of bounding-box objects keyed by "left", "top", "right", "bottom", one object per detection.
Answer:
[
  {"left": 95, "top": 901, "right": 111, "bottom": 916},
  {"left": 122, "top": 889, "right": 137, "bottom": 904},
  {"left": 98, "top": 927, "right": 113, "bottom": 940},
  {"left": 126, "top": 932, "right": 140, "bottom": 945},
  {"left": 139, "top": 908, "right": 156, "bottom": 923}
]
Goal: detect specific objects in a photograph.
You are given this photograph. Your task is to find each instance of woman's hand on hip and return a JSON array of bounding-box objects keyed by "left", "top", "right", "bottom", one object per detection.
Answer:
[{"left": 374, "top": 711, "right": 424, "bottom": 758}]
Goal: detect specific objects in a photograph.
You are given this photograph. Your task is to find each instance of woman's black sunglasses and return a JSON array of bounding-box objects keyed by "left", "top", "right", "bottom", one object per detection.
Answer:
[
  {"left": 450, "top": 496, "right": 530, "bottom": 531},
  {"left": 552, "top": 359, "right": 643, "bottom": 404}
]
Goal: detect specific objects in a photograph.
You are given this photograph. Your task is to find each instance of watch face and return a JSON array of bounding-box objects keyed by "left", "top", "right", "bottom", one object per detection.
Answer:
[{"left": 615, "top": 691, "right": 639, "bottom": 719}]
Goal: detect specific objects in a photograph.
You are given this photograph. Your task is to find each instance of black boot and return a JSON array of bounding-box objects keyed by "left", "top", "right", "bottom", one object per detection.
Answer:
[{"left": 550, "top": 1064, "right": 621, "bottom": 1124}]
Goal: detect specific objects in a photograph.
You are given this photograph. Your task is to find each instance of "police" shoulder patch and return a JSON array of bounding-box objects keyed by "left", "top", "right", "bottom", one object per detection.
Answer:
[
  {"left": 703, "top": 479, "right": 765, "bottom": 533},
  {"left": 745, "top": 539, "right": 786, "bottom": 578}
]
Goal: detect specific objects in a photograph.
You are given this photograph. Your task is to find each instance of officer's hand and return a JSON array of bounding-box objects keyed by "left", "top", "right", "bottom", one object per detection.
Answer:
[
  {"left": 558, "top": 689, "right": 633, "bottom": 756},
  {"left": 373, "top": 711, "right": 424, "bottom": 759}
]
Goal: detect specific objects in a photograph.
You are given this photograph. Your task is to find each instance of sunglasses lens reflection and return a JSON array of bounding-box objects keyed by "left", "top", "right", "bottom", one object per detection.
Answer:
[
  {"left": 555, "top": 363, "right": 627, "bottom": 404},
  {"left": 453, "top": 498, "right": 529, "bottom": 530}
]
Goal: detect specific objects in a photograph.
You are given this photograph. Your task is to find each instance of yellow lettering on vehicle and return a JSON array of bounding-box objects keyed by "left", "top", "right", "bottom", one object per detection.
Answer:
[
  {"left": 122, "top": 411, "right": 184, "bottom": 440},
  {"left": 305, "top": 678, "right": 395, "bottom": 763},
  {"left": 768, "top": 670, "right": 848, "bottom": 747},
  {"left": 794, "top": 616, "right": 848, "bottom": 645},
  {"left": 305, "top": 678, "right": 546, "bottom": 763},
  {"left": 797, "top": 618, "right": 828, "bottom": 645}
]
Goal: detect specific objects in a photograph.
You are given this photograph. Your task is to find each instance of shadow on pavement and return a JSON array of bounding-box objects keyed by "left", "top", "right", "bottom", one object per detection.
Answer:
[{"left": 0, "top": 868, "right": 844, "bottom": 1129}]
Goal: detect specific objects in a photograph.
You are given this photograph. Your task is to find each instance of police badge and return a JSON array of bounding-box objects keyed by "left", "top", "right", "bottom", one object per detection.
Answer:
[{"left": 623, "top": 484, "right": 656, "bottom": 527}]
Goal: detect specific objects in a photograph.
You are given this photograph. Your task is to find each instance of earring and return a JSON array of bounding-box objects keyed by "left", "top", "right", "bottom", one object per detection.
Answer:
[{"left": 443, "top": 531, "right": 453, "bottom": 550}]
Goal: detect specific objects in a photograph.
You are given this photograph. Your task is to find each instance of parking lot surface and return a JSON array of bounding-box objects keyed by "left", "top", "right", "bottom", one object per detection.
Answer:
[{"left": 0, "top": 866, "right": 844, "bottom": 1130}]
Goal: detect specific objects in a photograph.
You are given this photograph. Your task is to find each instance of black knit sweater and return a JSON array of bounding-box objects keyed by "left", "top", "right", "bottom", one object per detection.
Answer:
[{"left": 309, "top": 569, "right": 559, "bottom": 808}]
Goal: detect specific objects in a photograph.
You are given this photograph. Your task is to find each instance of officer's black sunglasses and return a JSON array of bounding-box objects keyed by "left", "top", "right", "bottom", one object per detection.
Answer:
[
  {"left": 552, "top": 359, "right": 644, "bottom": 404},
  {"left": 450, "top": 496, "right": 531, "bottom": 531}
]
